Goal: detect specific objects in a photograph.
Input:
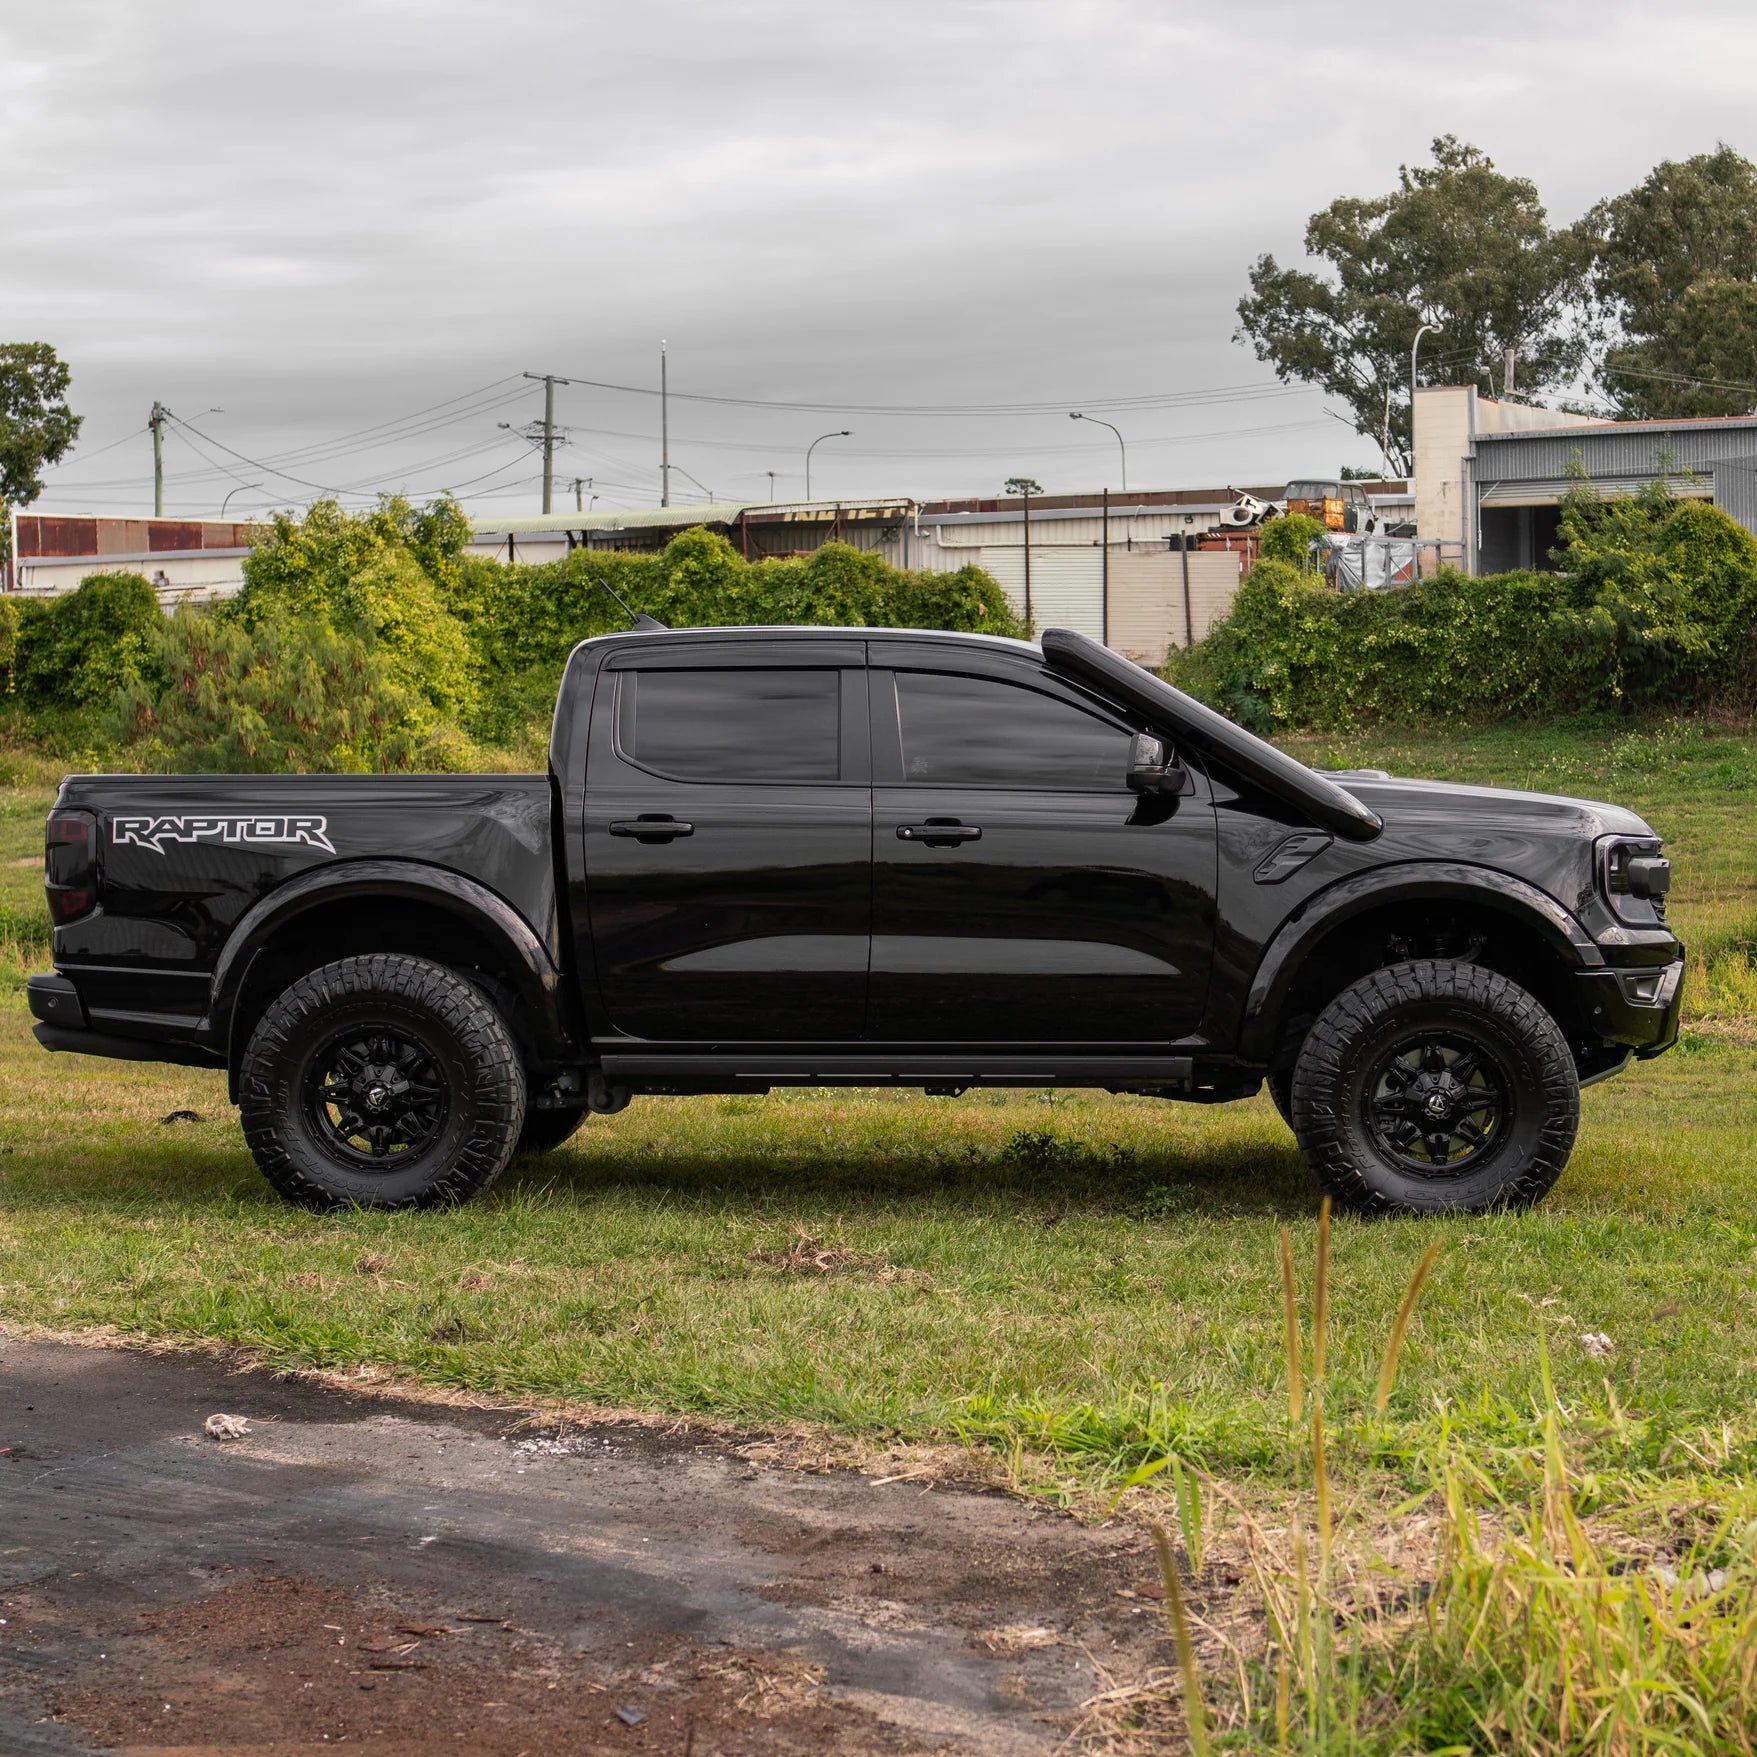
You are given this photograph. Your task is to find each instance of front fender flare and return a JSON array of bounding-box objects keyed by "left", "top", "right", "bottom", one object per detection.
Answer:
[
  {"left": 208, "top": 858, "right": 573, "bottom": 1073},
  {"left": 1235, "top": 861, "right": 1603, "bottom": 1065}
]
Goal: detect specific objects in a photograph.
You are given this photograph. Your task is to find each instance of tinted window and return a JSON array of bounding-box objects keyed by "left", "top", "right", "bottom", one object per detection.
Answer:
[
  {"left": 619, "top": 668, "right": 841, "bottom": 782},
  {"left": 895, "top": 671, "right": 1131, "bottom": 790}
]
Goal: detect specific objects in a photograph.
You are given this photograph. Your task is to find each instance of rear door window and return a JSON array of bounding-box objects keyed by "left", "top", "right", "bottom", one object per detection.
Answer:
[
  {"left": 894, "top": 670, "right": 1130, "bottom": 790},
  {"left": 617, "top": 668, "right": 841, "bottom": 783}
]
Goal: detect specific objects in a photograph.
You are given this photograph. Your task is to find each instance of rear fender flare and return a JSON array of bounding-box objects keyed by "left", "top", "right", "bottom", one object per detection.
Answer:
[
  {"left": 1236, "top": 861, "right": 1603, "bottom": 1064},
  {"left": 209, "top": 859, "right": 572, "bottom": 1073}
]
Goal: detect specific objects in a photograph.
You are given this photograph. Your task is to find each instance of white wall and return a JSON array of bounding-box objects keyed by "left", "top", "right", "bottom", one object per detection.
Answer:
[{"left": 14, "top": 551, "right": 247, "bottom": 604}]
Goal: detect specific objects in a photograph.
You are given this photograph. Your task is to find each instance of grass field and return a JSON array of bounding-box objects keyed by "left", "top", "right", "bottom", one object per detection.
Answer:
[{"left": 2, "top": 718, "right": 1754, "bottom": 1750}]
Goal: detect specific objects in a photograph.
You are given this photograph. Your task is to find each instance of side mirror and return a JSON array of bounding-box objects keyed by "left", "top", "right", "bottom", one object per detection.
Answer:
[{"left": 1127, "top": 732, "right": 1190, "bottom": 795}]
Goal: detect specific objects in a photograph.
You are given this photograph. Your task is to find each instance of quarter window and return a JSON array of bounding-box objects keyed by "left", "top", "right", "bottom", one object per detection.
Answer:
[
  {"left": 618, "top": 668, "right": 841, "bottom": 783},
  {"left": 894, "top": 671, "right": 1131, "bottom": 790}
]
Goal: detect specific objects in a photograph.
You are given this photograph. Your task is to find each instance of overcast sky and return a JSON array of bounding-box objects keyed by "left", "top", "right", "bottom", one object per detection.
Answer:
[{"left": 6, "top": 0, "right": 1756, "bottom": 520}]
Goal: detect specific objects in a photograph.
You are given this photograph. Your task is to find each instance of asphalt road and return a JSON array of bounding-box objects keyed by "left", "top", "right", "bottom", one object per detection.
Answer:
[{"left": 0, "top": 1338, "right": 1164, "bottom": 1755}]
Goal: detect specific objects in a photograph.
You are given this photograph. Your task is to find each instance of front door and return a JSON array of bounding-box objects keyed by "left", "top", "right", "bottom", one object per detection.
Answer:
[
  {"left": 584, "top": 640, "right": 870, "bottom": 1042},
  {"left": 868, "top": 651, "right": 1216, "bottom": 1044}
]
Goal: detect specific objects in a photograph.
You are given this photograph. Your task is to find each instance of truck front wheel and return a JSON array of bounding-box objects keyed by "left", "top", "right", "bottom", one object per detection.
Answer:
[
  {"left": 239, "top": 954, "right": 527, "bottom": 1211},
  {"left": 1291, "top": 959, "right": 1578, "bottom": 1215}
]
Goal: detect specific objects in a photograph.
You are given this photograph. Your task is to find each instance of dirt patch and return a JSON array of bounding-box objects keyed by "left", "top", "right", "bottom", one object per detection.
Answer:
[
  {"left": 0, "top": 1335, "right": 1172, "bottom": 1755},
  {"left": 35, "top": 1570, "right": 918, "bottom": 1756}
]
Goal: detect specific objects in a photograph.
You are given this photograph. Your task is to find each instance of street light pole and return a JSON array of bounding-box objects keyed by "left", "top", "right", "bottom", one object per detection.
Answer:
[
  {"left": 219, "top": 483, "right": 261, "bottom": 518},
  {"left": 1409, "top": 322, "right": 1439, "bottom": 464},
  {"left": 1068, "top": 412, "right": 1127, "bottom": 494},
  {"left": 805, "top": 430, "right": 850, "bottom": 500}
]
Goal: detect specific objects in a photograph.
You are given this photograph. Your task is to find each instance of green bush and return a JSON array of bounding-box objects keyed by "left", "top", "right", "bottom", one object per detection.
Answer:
[
  {"left": 235, "top": 497, "right": 476, "bottom": 725},
  {"left": 111, "top": 607, "right": 467, "bottom": 774},
  {"left": 13, "top": 571, "right": 162, "bottom": 709},
  {"left": 457, "top": 530, "right": 1022, "bottom": 741},
  {"left": 1172, "top": 481, "right": 1757, "bottom": 731},
  {"left": 1258, "top": 511, "right": 1327, "bottom": 568},
  {"left": 0, "top": 594, "right": 18, "bottom": 696}
]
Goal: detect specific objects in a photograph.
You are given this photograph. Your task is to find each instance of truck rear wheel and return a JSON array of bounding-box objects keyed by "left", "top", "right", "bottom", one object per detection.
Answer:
[
  {"left": 1291, "top": 959, "right": 1577, "bottom": 1215},
  {"left": 239, "top": 954, "right": 526, "bottom": 1211}
]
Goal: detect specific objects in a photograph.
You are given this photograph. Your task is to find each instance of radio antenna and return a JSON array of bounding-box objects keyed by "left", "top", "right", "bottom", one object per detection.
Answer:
[{"left": 598, "top": 578, "right": 666, "bottom": 631}]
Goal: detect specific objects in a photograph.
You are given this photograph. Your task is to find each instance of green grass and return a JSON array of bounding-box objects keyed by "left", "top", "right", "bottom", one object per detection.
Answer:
[{"left": 1, "top": 717, "right": 1753, "bottom": 1751}]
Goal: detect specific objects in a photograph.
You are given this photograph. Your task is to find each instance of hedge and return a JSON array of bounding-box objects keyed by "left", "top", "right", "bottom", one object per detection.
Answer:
[{"left": 1171, "top": 482, "right": 1757, "bottom": 732}]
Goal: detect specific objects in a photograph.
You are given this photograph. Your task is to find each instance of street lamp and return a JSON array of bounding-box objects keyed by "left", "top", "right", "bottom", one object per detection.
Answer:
[
  {"left": 805, "top": 430, "right": 850, "bottom": 500},
  {"left": 219, "top": 483, "right": 261, "bottom": 518},
  {"left": 1069, "top": 412, "right": 1127, "bottom": 494},
  {"left": 1410, "top": 321, "right": 1439, "bottom": 447}
]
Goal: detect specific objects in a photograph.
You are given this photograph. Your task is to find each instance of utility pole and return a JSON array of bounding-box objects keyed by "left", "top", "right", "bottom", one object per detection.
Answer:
[
  {"left": 521, "top": 372, "right": 574, "bottom": 514},
  {"left": 573, "top": 476, "right": 591, "bottom": 512},
  {"left": 660, "top": 340, "right": 669, "bottom": 507},
  {"left": 1005, "top": 476, "right": 1042, "bottom": 630},
  {"left": 149, "top": 402, "right": 168, "bottom": 517},
  {"left": 542, "top": 374, "right": 556, "bottom": 513},
  {"left": 767, "top": 470, "right": 777, "bottom": 503}
]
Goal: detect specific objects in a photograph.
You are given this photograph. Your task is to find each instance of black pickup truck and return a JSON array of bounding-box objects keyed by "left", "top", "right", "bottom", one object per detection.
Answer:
[{"left": 29, "top": 624, "right": 1682, "bottom": 1215}]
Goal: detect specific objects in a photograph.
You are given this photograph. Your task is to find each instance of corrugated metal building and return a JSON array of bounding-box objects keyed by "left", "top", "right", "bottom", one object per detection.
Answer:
[
  {"left": 470, "top": 481, "right": 1415, "bottom": 667},
  {"left": 1412, "top": 386, "right": 1757, "bottom": 572},
  {"left": 4, "top": 513, "right": 263, "bottom": 601},
  {"left": 1476, "top": 415, "right": 1757, "bottom": 572}
]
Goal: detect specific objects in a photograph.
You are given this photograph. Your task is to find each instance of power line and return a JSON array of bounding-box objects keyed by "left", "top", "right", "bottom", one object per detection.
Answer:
[
  {"left": 543, "top": 372, "right": 1316, "bottom": 419},
  {"left": 1600, "top": 360, "right": 1757, "bottom": 397}
]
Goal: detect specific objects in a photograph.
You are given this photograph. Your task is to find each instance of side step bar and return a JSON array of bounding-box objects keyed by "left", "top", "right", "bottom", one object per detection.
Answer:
[{"left": 597, "top": 1054, "right": 1195, "bottom": 1090}]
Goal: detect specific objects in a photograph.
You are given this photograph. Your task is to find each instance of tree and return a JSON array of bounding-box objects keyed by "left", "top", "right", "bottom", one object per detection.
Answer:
[
  {"left": 1236, "top": 137, "right": 1593, "bottom": 474},
  {"left": 0, "top": 343, "right": 82, "bottom": 559},
  {"left": 1588, "top": 146, "right": 1757, "bottom": 417}
]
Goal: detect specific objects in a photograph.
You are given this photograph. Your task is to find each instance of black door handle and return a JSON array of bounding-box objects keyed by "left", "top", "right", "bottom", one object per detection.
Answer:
[
  {"left": 897, "top": 821, "right": 981, "bottom": 847},
  {"left": 609, "top": 816, "right": 694, "bottom": 843}
]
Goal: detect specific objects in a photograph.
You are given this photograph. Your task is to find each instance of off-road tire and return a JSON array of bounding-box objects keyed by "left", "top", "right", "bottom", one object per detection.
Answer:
[
  {"left": 517, "top": 1105, "right": 587, "bottom": 1154},
  {"left": 1291, "top": 959, "right": 1577, "bottom": 1215},
  {"left": 239, "top": 954, "right": 526, "bottom": 1211}
]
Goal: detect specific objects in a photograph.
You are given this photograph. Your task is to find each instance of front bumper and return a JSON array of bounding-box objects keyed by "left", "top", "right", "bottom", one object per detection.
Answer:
[{"left": 1574, "top": 956, "right": 1685, "bottom": 1058}]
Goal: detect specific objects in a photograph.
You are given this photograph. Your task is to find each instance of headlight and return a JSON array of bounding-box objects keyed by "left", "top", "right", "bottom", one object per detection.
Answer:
[{"left": 1597, "top": 834, "right": 1671, "bottom": 926}]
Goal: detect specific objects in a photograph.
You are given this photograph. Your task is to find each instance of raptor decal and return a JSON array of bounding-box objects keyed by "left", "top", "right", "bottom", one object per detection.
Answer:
[{"left": 112, "top": 814, "right": 336, "bottom": 856}]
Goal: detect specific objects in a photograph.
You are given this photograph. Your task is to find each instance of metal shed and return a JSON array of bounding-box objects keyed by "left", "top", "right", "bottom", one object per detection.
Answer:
[{"left": 1473, "top": 415, "right": 1757, "bottom": 572}]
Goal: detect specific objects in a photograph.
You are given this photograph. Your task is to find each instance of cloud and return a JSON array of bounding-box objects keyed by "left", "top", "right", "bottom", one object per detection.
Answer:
[{"left": 7, "top": 0, "right": 1755, "bottom": 513}]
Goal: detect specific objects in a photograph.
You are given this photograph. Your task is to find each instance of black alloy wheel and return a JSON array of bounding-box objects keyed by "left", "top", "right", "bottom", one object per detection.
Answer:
[
  {"left": 1363, "top": 1032, "right": 1510, "bottom": 1176},
  {"left": 1290, "top": 959, "right": 1577, "bottom": 1215},
  {"left": 240, "top": 953, "right": 526, "bottom": 1211},
  {"left": 307, "top": 1028, "right": 449, "bottom": 1166}
]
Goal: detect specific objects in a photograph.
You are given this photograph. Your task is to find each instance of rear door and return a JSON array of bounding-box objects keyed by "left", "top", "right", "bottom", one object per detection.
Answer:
[
  {"left": 868, "top": 647, "right": 1216, "bottom": 1044},
  {"left": 584, "top": 639, "right": 870, "bottom": 1042}
]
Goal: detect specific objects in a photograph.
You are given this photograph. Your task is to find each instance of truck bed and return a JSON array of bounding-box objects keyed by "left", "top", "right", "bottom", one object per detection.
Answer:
[{"left": 48, "top": 772, "right": 560, "bottom": 1057}]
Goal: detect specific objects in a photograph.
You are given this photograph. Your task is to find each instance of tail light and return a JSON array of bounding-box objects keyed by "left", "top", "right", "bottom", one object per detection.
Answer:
[{"left": 46, "top": 810, "right": 99, "bottom": 925}]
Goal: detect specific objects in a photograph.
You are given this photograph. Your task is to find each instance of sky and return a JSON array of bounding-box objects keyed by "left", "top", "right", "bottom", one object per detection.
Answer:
[{"left": 5, "top": 0, "right": 1757, "bottom": 521}]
